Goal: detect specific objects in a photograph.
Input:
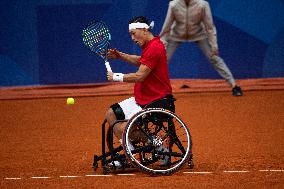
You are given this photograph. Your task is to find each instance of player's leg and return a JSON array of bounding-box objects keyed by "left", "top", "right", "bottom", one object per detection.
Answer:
[
  {"left": 105, "top": 105, "right": 125, "bottom": 140},
  {"left": 105, "top": 97, "right": 142, "bottom": 168},
  {"left": 106, "top": 97, "right": 142, "bottom": 140}
]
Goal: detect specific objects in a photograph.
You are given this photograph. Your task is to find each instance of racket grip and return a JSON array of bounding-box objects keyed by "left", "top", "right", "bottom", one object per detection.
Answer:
[{"left": 105, "top": 61, "right": 112, "bottom": 72}]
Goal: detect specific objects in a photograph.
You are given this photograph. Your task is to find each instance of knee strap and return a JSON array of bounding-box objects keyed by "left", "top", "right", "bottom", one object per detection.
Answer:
[{"left": 110, "top": 103, "right": 125, "bottom": 120}]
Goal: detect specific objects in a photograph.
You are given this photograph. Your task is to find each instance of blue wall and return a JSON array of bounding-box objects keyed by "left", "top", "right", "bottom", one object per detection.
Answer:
[{"left": 1, "top": 0, "right": 284, "bottom": 86}]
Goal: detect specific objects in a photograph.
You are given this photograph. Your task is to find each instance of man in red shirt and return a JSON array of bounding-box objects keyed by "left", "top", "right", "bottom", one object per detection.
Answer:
[{"left": 106, "top": 16, "right": 173, "bottom": 141}]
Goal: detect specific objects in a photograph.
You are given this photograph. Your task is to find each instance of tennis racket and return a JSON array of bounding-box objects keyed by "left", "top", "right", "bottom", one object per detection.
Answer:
[{"left": 82, "top": 20, "right": 112, "bottom": 72}]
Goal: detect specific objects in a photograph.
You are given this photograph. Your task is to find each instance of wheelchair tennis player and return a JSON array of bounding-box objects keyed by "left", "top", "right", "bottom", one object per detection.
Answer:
[{"left": 102, "top": 16, "right": 193, "bottom": 175}]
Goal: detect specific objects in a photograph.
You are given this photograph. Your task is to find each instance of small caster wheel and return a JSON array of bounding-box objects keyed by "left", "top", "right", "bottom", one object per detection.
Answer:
[
  {"left": 103, "top": 166, "right": 110, "bottom": 175},
  {"left": 92, "top": 155, "right": 98, "bottom": 170},
  {"left": 188, "top": 154, "right": 194, "bottom": 169}
]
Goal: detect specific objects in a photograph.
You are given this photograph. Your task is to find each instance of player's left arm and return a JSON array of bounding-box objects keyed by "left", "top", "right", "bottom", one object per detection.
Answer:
[
  {"left": 108, "top": 49, "right": 141, "bottom": 66},
  {"left": 160, "top": 2, "right": 175, "bottom": 39},
  {"left": 107, "top": 64, "right": 151, "bottom": 83},
  {"left": 203, "top": 2, "right": 219, "bottom": 56}
]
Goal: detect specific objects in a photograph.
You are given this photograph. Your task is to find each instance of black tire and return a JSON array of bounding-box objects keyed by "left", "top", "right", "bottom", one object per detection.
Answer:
[{"left": 122, "top": 108, "right": 192, "bottom": 175}]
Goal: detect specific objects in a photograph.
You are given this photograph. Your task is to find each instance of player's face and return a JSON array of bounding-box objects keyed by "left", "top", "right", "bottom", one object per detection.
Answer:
[{"left": 129, "top": 29, "right": 147, "bottom": 47}]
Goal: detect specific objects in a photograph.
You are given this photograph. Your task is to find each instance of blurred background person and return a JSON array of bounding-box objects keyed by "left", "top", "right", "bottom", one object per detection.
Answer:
[{"left": 160, "top": 0, "right": 243, "bottom": 96}]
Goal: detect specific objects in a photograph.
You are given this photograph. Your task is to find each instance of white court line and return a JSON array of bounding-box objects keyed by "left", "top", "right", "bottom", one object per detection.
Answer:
[
  {"left": 5, "top": 178, "right": 22, "bottom": 180},
  {"left": 85, "top": 174, "right": 112, "bottom": 177},
  {"left": 224, "top": 170, "right": 249, "bottom": 173},
  {"left": 31, "top": 177, "right": 50, "bottom": 179},
  {"left": 3, "top": 169, "right": 284, "bottom": 180},
  {"left": 259, "top": 170, "right": 284, "bottom": 172},
  {"left": 59, "top": 175, "right": 81, "bottom": 178},
  {"left": 116, "top": 173, "right": 136, "bottom": 176},
  {"left": 183, "top": 171, "right": 213, "bottom": 174}
]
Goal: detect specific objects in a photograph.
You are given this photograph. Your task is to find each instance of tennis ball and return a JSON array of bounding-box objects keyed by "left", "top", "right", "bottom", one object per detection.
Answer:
[{"left": 66, "top": 97, "right": 75, "bottom": 105}]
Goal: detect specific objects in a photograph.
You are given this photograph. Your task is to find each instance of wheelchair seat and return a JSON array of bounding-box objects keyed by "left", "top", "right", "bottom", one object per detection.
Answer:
[{"left": 142, "top": 94, "right": 176, "bottom": 112}]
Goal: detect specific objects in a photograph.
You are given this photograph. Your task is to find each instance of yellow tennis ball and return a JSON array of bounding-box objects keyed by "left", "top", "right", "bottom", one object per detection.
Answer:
[{"left": 66, "top": 97, "right": 75, "bottom": 105}]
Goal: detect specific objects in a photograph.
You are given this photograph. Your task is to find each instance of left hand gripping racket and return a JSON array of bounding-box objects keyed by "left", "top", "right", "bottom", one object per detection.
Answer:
[{"left": 82, "top": 20, "right": 112, "bottom": 72}]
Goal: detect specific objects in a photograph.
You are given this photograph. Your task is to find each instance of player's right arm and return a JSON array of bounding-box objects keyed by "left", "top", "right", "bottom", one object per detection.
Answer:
[
  {"left": 108, "top": 49, "right": 140, "bottom": 66},
  {"left": 107, "top": 64, "right": 151, "bottom": 83}
]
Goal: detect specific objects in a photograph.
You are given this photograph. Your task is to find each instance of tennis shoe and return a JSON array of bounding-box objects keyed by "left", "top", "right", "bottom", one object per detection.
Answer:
[
  {"left": 109, "top": 160, "right": 123, "bottom": 169},
  {"left": 232, "top": 86, "right": 243, "bottom": 96}
]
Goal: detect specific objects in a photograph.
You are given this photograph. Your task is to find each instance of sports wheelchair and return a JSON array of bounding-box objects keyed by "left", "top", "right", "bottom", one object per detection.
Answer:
[{"left": 93, "top": 95, "right": 193, "bottom": 175}]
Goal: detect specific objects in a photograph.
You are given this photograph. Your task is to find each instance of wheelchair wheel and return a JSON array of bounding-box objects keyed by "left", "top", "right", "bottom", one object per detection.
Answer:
[{"left": 122, "top": 108, "right": 192, "bottom": 175}]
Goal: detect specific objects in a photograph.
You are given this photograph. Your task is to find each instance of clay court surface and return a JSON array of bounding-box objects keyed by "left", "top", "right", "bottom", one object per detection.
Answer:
[{"left": 0, "top": 79, "right": 283, "bottom": 188}]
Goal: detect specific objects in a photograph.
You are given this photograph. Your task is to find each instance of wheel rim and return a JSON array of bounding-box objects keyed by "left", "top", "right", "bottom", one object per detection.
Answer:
[{"left": 124, "top": 108, "right": 192, "bottom": 174}]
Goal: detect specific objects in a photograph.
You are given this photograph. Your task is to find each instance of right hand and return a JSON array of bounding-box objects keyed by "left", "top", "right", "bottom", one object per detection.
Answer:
[
  {"left": 107, "top": 49, "right": 121, "bottom": 60},
  {"left": 107, "top": 71, "right": 113, "bottom": 81}
]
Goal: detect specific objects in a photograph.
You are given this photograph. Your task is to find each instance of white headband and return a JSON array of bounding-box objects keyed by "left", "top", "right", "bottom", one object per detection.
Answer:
[{"left": 129, "top": 21, "right": 154, "bottom": 30}]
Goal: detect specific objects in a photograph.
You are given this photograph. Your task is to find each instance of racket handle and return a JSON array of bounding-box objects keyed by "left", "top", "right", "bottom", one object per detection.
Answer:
[{"left": 105, "top": 61, "right": 112, "bottom": 72}]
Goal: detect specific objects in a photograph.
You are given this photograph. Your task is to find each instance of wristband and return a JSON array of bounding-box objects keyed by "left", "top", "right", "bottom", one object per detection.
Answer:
[{"left": 113, "top": 73, "right": 124, "bottom": 82}]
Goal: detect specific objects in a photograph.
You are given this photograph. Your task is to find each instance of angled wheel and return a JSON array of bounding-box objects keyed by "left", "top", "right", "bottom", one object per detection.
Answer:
[{"left": 122, "top": 108, "right": 192, "bottom": 175}]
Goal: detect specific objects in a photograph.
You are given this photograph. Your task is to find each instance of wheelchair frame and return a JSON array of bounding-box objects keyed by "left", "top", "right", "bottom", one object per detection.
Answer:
[{"left": 93, "top": 98, "right": 194, "bottom": 175}]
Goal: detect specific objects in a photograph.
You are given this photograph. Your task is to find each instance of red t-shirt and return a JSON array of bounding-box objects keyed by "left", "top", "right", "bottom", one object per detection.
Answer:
[{"left": 134, "top": 37, "right": 172, "bottom": 105}]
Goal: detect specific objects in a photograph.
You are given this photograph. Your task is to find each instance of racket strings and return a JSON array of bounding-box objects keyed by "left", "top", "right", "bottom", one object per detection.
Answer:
[{"left": 82, "top": 21, "right": 110, "bottom": 57}]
